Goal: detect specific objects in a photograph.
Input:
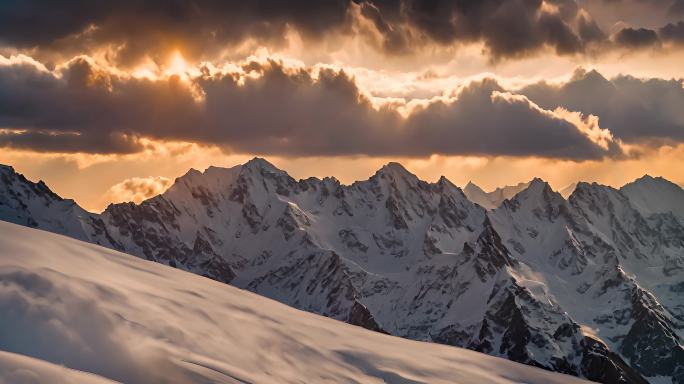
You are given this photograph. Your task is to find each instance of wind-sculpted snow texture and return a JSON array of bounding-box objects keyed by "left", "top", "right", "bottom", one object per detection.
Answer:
[
  {"left": 0, "top": 221, "right": 593, "bottom": 384},
  {"left": 1, "top": 159, "right": 682, "bottom": 383}
]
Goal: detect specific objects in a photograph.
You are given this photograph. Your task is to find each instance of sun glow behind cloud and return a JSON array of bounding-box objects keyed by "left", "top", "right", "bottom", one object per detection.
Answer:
[{"left": 164, "top": 51, "right": 192, "bottom": 79}]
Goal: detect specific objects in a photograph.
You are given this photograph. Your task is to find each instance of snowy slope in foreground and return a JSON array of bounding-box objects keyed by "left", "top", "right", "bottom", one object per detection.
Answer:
[
  {"left": 0, "top": 351, "right": 116, "bottom": 384},
  {"left": 0, "top": 221, "right": 590, "bottom": 384}
]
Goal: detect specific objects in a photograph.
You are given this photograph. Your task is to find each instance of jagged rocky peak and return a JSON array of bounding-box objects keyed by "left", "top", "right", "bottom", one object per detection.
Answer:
[
  {"left": 160, "top": 157, "right": 298, "bottom": 206},
  {"left": 567, "top": 181, "right": 589, "bottom": 199},
  {"left": 437, "top": 175, "right": 462, "bottom": 192},
  {"left": 0, "top": 164, "right": 108, "bottom": 243},
  {"left": 522, "top": 178, "right": 560, "bottom": 199},
  {"left": 1, "top": 165, "right": 35, "bottom": 186},
  {"left": 0, "top": 164, "right": 15, "bottom": 174},
  {"left": 571, "top": 180, "right": 598, "bottom": 193},
  {"left": 204, "top": 164, "right": 242, "bottom": 178},
  {"left": 239, "top": 157, "right": 295, "bottom": 183},
  {"left": 526, "top": 177, "right": 552, "bottom": 192},
  {"left": 571, "top": 181, "right": 608, "bottom": 195},
  {"left": 502, "top": 177, "right": 564, "bottom": 211},
  {"left": 569, "top": 181, "right": 629, "bottom": 209},
  {"left": 161, "top": 167, "right": 216, "bottom": 203},
  {"left": 566, "top": 181, "right": 633, "bottom": 222},
  {"left": 174, "top": 158, "right": 286, "bottom": 185},
  {"left": 364, "top": 162, "right": 431, "bottom": 205},
  {"left": 630, "top": 174, "right": 666, "bottom": 185},
  {"left": 0, "top": 165, "right": 64, "bottom": 204}
]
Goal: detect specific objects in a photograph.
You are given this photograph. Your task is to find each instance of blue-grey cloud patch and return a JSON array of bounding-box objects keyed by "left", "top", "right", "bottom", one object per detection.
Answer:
[
  {"left": 521, "top": 68, "right": 684, "bottom": 144},
  {"left": 660, "top": 21, "right": 684, "bottom": 45}
]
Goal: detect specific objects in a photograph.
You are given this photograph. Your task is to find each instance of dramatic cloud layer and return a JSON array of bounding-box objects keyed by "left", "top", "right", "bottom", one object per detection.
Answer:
[
  {"left": 1, "top": 0, "right": 682, "bottom": 63},
  {"left": 521, "top": 68, "right": 684, "bottom": 144},
  {"left": 0, "top": 55, "right": 622, "bottom": 160},
  {"left": 356, "top": 0, "right": 605, "bottom": 59}
]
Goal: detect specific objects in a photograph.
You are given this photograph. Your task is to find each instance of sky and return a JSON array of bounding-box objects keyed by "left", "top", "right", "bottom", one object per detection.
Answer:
[{"left": 1, "top": 0, "right": 683, "bottom": 211}]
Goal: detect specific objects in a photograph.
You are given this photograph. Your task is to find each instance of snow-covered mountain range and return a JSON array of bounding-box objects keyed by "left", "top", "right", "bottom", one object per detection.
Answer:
[
  {"left": 1, "top": 159, "right": 682, "bottom": 384},
  {"left": 0, "top": 220, "right": 594, "bottom": 384}
]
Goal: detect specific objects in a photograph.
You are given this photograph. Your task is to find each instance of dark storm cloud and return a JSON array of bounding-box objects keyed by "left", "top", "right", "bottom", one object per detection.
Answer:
[
  {"left": 362, "top": 0, "right": 598, "bottom": 58},
  {"left": 0, "top": 58, "right": 618, "bottom": 160},
  {"left": 660, "top": 21, "right": 684, "bottom": 44},
  {"left": 0, "top": 130, "right": 142, "bottom": 154},
  {"left": 0, "top": 1, "right": 353, "bottom": 64},
  {"left": 613, "top": 27, "right": 660, "bottom": 48},
  {"left": 400, "top": 79, "right": 620, "bottom": 159},
  {"left": 521, "top": 68, "right": 684, "bottom": 144},
  {"left": 0, "top": 0, "right": 621, "bottom": 62},
  {"left": 610, "top": 22, "right": 684, "bottom": 49}
]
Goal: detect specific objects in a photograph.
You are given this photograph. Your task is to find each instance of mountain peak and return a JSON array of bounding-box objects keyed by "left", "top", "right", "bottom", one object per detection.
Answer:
[
  {"left": 569, "top": 181, "right": 596, "bottom": 194},
  {"left": 437, "top": 176, "right": 463, "bottom": 194},
  {"left": 463, "top": 181, "right": 497, "bottom": 209},
  {"left": 373, "top": 162, "right": 417, "bottom": 181},
  {"left": 0, "top": 164, "right": 15, "bottom": 174},
  {"left": 174, "top": 168, "right": 203, "bottom": 183},
  {"left": 505, "top": 177, "right": 563, "bottom": 208},
  {"left": 382, "top": 161, "right": 410, "bottom": 173},
  {"left": 521, "top": 178, "right": 553, "bottom": 196},
  {"left": 528, "top": 177, "right": 547, "bottom": 186},
  {"left": 621, "top": 174, "right": 684, "bottom": 218},
  {"left": 464, "top": 181, "right": 485, "bottom": 193},
  {"left": 243, "top": 157, "right": 280, "bottom": 172},
  {"left": 629, "top": 174, "right": 673, "bottom": 187},
  {"left": 570, "top": 181, "right": 623, "bottom": 202},
  {"left": 621, "top": 174, "right": 683, "bottom": 198},
  {"left": 438, "top": 175, "right": 455, "bottom": 186}
]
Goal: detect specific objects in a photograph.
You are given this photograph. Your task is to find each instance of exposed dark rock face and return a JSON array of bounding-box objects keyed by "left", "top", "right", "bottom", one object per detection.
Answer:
[
  {"left": 472, "top": 217, "right": 515, "bottom": 281},
  {"left": 581, "top": 337, "right": 650, "bottom": 384},
  {"left": 348, "top": 301, "right": 387, "bottom": 334},
  {"left": 622, "top": 288, "right": 684, "bottom": 379}
]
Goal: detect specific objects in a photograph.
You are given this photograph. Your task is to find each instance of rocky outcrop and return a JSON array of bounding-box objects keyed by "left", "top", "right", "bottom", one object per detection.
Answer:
[{"left": 348, "top": 301, "right": 387, "bottom": 333}]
